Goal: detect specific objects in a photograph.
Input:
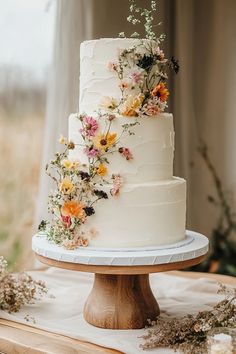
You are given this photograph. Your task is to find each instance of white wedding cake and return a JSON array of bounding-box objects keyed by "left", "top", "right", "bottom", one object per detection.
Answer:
[
  {"left": 66, "top": 38, "right": 186, "bottom": 248},
  {"left": 37, "top": 1, "right": 187, "bottom": 250}
]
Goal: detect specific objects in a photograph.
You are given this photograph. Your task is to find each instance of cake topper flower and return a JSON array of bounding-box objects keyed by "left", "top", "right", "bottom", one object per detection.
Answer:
[{"left": 104, "top": 0, "right": 179, "bottom": 117}]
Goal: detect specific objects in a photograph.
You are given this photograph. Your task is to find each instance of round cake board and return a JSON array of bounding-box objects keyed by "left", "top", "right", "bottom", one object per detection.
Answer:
[{"left": 32, "top": 231, "right": 209, "bottom": 329}]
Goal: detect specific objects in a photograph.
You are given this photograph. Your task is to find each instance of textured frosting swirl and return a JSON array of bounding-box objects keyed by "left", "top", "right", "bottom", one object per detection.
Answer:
[
  {"left": 69, "top": 112, "right": 174, "bottom": 183},
  {"left": 80, "top": 38, "right": 154, "bottom": 114},
  {"left": 83, "top": 177, "right": 186, "bottom": 248}
]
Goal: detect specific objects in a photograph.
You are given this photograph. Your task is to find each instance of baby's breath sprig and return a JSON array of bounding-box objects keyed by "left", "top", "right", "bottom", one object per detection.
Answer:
[
  {"left": 125, "top": 0, "right": 158, "bottom": 40},
  {"left": 0, "top": 256, "right": 48, "bottom": 313},
  {"left": 140, "top": 283, "right": 236, "bottom": 354}
]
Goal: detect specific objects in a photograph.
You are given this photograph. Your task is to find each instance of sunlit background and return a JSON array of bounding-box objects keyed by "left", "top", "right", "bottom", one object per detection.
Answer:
[{"left": 0, "top": 0, "right": 55, "bottom": 269}]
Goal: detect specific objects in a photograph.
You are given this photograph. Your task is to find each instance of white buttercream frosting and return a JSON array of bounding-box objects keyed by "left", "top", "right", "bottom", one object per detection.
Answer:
[
  {"left": 80, "top": 38, "right": 147, "bottom": 114},
  {"left": 69, "top": 112, "right": 174, "bottom": 183},
  {"left": 67, "top": 38, "right": 187, "bottom": 248},
  {"left": 84, "top": 177, "right": 186, "bottom": 248}
]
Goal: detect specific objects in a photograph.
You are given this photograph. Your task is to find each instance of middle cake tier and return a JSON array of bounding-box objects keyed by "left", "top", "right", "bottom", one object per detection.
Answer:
[{"left": 69, "top": 112, "right": 174, "bottom": 183}]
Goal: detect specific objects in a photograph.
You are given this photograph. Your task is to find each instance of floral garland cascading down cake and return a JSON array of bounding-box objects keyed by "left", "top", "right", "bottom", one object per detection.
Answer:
[{"left": 65, "top": 38, "right": 186, "bottom": 248}]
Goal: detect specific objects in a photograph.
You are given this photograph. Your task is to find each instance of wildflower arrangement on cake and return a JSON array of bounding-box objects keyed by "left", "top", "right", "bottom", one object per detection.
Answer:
[
  {"left": 39, "top": 113, "right": 137, "bottom": 249},
  {"left": 102, "top": 0, "right": 179, "bottom": 117}
]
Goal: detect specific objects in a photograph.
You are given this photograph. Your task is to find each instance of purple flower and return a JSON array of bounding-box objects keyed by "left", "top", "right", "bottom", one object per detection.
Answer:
[
  {"left": 80, "top": 116, "right": 98, "bottom": 137},
  {"left": 84, "top": 146, "right": 99, "bottom": 158}
]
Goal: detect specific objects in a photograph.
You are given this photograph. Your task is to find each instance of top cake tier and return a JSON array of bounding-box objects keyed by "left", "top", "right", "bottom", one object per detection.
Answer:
[{"left": 80, "top": 38, "right": 156, "bottom": 114}]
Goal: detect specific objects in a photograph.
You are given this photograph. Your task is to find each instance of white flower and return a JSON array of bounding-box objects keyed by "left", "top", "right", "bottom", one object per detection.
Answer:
[{"left": 100, "top": 96, "right": 118, "bottom": 110}]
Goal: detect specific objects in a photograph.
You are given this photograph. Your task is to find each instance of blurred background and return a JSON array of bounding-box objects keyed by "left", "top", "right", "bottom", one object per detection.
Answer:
[
  {"left": 0, "top": 0, "right": 235, "bottom": 275},
  {"left": 0, "top": 0, "right": 55, "bottom": 269}
]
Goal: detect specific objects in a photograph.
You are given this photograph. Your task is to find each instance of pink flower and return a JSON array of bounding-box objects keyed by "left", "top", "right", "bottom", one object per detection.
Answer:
[
  {"left": 84, "top": 146, "right": 99, "bottom": 158},
  {"left": 118, "top": 147, "right": 133, "bottom": 161},
  {"left": 110, "top": 174, "right": 123, "bottom": 197},
  {"left": 80, "top": 115, "right": 98, "bottom": 137},
  {"left": 142, "top": 97, "right": 167, "bottom": 116},
  {"left": 61, "top": 214, "right": 71, "bottom": 228},
  {"left": 143, "top": 103, "right": 161, "bottom": 116},
  {"left": 130, "top": 70, "right": 142, "bottom": 84}
]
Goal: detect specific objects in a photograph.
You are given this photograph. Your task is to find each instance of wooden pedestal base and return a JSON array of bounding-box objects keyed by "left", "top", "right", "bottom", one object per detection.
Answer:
[
  {"left": 84, "top": 274, "right": 159, "bottom": 329},
  {"left": 35, "top": 251, "right": 207, "bottom": 330}
]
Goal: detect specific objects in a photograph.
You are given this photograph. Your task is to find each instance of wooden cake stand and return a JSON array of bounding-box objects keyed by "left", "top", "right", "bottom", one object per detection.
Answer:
[{"left": 32, "top": 231, "right": 208, "bottom": 330}]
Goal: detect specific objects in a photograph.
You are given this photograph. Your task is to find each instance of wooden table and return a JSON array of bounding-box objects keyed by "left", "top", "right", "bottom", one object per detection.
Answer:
[{"left": 0, "top": 271, "right": 234, "bottom": 354}]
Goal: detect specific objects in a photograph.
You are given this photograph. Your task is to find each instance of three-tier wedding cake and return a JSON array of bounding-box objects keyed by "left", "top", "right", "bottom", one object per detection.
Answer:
[
  {"left": 67, "top": 38, "right": 186, "bottom": 248},
  {"left": 40, "top": 18, "right": 186, "bottom": 249}
]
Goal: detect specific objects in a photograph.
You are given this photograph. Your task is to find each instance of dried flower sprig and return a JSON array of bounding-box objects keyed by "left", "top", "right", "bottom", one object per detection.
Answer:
[
  {"left": 116, "top": 1, "right": 179, "bottom": 117},
  {"left": 0, "top": 256, "right": 48, "bottom": 313},
  {"left": 124, "top": 0, "right": 158, "bottom": 40},
  {"left": 140, "top": 284, "right": 236, "bottom": 354}
]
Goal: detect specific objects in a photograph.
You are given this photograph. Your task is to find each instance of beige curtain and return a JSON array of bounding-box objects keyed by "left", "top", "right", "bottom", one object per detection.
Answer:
[
  {"left": 36, "top": 0, "right": 236, "bottom": 240},
  {"left": 172, "top": 0, "right": 236, "bottom": 236}
]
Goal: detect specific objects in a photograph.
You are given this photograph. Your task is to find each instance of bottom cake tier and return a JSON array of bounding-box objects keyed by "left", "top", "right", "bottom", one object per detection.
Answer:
[{"left": 85, "top": 177, "right": 186, "bottom": 248}]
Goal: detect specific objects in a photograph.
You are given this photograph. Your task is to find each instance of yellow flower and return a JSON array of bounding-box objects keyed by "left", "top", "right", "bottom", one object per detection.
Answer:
[
  {"left": 59, "top": 178, "right": 75, "bottom": 194},
  {"left": 151, "top": 82, "right": 169, "bottom": 102},
  {"left": 97, "top": 164, "right": 108, "bottom": 176},
  {"left": 59, "top": 134, "right": 67, "bottom": 144},
  {"left": 100, "top": 96, "right": 118, "bottom": 110},
  {"left": 61, "top": 200, "right": 85, "bottom": 219},
  {"left": 121, "top": 94, "right": 145, "bottom": 117},
  {"left": 93, "top": 132, "right": 117, "bottom": 151},
  {"left": 61, "top": 159, "right": 79, "bottom": 169},
  {"left": 61, "top": 159, "right": 73, "bottom": 169}
]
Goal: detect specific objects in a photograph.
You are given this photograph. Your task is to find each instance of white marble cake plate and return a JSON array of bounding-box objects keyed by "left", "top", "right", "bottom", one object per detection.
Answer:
[{"left": 32, "top": 230, "right": 208, "bottom": 267}]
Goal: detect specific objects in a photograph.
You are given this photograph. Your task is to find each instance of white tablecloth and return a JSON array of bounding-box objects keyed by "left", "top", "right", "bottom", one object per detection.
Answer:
[{"left": 0, "top": 268, "right": 230, "bottom": 354}]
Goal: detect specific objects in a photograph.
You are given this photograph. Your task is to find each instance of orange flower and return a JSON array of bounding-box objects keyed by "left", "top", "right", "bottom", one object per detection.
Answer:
[
  {"left": 96, "top": 163, "right": 108, "bottom": 176},
  {"left": 151, "top": 82, "right": 169, "bottom": 102},
  {"left": 80, "top": 238, "right": 89, "bottom": 247},
  {"left": 119, "top": 79, "right": 129, "bottom": 90},
  {"left": 93, "top": 132, "right": 117, "bottom": 151},
  {"left": 61, "top": 200, "right": 85, "bottom": 219}
]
